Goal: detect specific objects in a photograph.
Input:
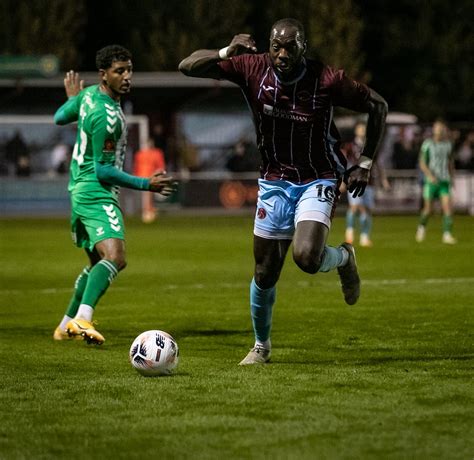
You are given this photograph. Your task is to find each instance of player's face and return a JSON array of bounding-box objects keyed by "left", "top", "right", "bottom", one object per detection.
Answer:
[
  {"left": 269, "top": 26, "right": 306, "bottom": 79},
  {"left": 101, "top": 60, "right": 133, "bottom": 98},
  {"left": 432, "top": 121, "right": 447, "bottom": 140}
]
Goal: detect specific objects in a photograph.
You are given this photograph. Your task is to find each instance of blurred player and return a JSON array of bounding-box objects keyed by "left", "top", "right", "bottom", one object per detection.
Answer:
[
  {"left": 416, "top": 120, "right": 456, "bottom": 244},
  {"left": 179, "top": 18, "right": 387, "bottom": 364},
  {"left": 342, "top": 122, "right": 390, "bottom": 247},
  {"left": 53, "top": 45, "right": 174, "bottom": 344},
  {"left": 134, "top": 138, "right": 166, "bottom": 223}
]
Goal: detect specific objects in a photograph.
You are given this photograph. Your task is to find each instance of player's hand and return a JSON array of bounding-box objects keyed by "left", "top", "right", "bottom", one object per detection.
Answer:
[
  {"left": 64, "top": 71, "right": 84, "bottom": 98},
  {"left": 345, "top": 165, "right": 370, "bottom": 197},
  {"left": 227, "top": 34, "right": 258, "bottom": 57},
  {"left": 148, "top": 172, "right": 177, "bottom": 196}
]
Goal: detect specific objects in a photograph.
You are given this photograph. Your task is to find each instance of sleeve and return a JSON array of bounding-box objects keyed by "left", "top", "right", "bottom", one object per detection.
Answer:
[
  {"left": 95, "top": 162, "right": 150, "bottom": 190},
  {"left": 217, "top": 54, "right": 253, "bottom": 86},
  {"left": 54, "top": 96, "right": 81, "bottom": 125},
  {"left": 420, "top": 140, "right": 430, "bottom": 163},
  {"left": 329, "top": 69, "right": 371, "bottom": 112}
]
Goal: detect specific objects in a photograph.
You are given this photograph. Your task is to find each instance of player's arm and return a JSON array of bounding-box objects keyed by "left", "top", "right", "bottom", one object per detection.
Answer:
[
  {"left": 178, "top": 34, "right": 257, "bottom": 79},
  {"left": 95, "top": 163, "right": 175, "bottom": 195},
  {"left": 342, "top": 87, "right": 388, "bottom": 197},
  {"left": 91, "top": 114, "right": 175, "bottom": 194},
  {"left": 418, "top": 144, "right": 437, "bottom": 183},
  {"left": 54, "top": 71, "right": 84, "bottom": 125}
]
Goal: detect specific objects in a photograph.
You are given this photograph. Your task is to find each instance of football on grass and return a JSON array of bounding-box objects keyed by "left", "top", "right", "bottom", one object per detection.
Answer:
[{"left": 129, "top": 330, "right": 179, "bottom": 376}]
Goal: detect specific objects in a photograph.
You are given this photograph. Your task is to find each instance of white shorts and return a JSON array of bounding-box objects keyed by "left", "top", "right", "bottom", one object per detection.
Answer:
[{"left": 253, "top": 179, "right": 338, "bottom": 240}]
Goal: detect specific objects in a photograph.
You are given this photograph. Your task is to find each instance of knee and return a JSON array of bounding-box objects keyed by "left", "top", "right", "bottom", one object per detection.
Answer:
[
  {"left": 293, "top": 244, "right": 323, "bottom": 274},
  {"left": 107, "top": 254, "right": 127, "bottom": 271},
  {"left": 254, "top": 264, "right": 280, "bottom": 289}
]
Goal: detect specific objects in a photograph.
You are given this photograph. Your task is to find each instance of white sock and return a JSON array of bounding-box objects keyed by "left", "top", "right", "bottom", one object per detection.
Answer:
[
  {"left": 75, "top": 304, "right": 94, "bottom": 322},
  {"left": 255, "top": 339, "right": 271, "bottom": 350},
  {"left": 59, "top": 315, "right": 73, "bottom": 330}
]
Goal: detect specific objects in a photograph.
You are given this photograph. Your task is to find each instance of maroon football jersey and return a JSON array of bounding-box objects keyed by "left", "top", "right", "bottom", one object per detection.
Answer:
[{"left": 218, "top": 53, "right": 371, "bottom": 183}]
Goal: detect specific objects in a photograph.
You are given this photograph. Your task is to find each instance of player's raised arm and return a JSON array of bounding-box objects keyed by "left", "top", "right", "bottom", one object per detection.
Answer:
[
  {"left": 178, "top": 34, "right": 257, "bottom": 79},
  {"left": 53, "top": 71, "right": 85, "bottom": 125}
]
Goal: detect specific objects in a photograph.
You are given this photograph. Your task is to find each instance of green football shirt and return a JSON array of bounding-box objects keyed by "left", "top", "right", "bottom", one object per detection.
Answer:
[
  {"left": 420, "top": 138, "right": 453, "bottom": 182},
  {"left": 63, "top": 85, "right": 127, "bottom": 200}
]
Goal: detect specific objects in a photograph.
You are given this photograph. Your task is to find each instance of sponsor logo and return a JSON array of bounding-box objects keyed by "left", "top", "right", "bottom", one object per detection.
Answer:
[
  {"left": 96, "top": 226, "right": 105, "bottom": 236},
  {"left": 257, "top": 207, "right": 267, "bottom": 219},
  {"left": 262, "top": 85, "right": 274, "bottom": 92},
  {"left": 263, "top": 104, "right": 310, "bottom": 122}
]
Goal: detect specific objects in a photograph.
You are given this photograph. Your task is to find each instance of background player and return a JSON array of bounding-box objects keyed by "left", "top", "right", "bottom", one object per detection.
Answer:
[
  {"left": 53, "top": 45, "right": 174, "bottom": 344},
  {"left": 416, "top": 120, "right": 456, "bottom": 244},
  {"left": 341, "top": 122, "right": 390, "bottom": 247},
  {"left": 179, "top": 19, "right": 388, "bottom": 364}
]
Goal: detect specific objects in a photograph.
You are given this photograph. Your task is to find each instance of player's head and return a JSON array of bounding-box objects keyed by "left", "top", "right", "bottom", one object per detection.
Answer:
[
  {"left": 432, "top": 119, "right": 448, "bottom": 141},
  {"left": 96, "top": 45, "right": 133, "bottom": 97},
  {"left": 269, "top": 18, "right": 306, "bottom": 80}
]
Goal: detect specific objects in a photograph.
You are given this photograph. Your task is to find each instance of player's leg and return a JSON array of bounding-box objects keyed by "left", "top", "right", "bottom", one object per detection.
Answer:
[
  {"left": 240, "top": 179, "right": 293, "bottom": 365},
  {"left": 345, "top": 203, "right": 356, "bottom": 244},
  {"left": 359, "top": 186, "right": 374, "bottom": 247},
  {"left": 66, "top": 239, "right": 125, "bottom": 344},
  {"left": 54, "top": 209, "right": 100, "bottom": 340},
  {"left": 142, "top": 191, "right": 156, "bottom": 223},
  {"left": 293, "top": 179, "right": 360, "bottom": 305},
  {"left": 440, "top": 189, "right": 456, "bottom": 244},
  {"left": 53, "top": 249, "right": 100, "bottom": 340},
  {"left": 65, "top": 199, "right": 126, "bottom": 344},
  {"left": 416, "top": 183, "right": 434, "bottom": 242},
  {"left": 240, "top": 236, "right": 291, "bottom": 365}
]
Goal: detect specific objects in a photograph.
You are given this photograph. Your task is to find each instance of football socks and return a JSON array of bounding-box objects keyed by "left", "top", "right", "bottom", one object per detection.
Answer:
[
  {"left": 318, "top": 245, "right": 347, "bottom": 272},
  {"left": 442, "top": 215, "right": 453, "bottom": 233},
  {"left": 250, "top": 278, "right": 276, "bottom": 344},
  {"left": 359, "top": 212, "right": 372, "bottom": 236},
  {"left": 80, "top": 259, "right": 118, "bottom": 309},
  {"left": 65, "top": 266, "right": 90, "bottom": 318}
]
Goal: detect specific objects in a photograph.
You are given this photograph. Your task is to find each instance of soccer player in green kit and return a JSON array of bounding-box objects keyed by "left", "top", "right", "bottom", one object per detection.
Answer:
[
  {"left": 53, "top": 45, "right": 174, "bottom": 344},
  {"left": 416, "top": 120, "right": 457, "bottom": 244}
]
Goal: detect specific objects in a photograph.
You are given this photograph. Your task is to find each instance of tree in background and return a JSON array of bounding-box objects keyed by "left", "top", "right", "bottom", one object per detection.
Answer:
[
  {"left": 356, "top": 0, "right": 474, "bottom": 120},
  {"left": 0, "top": 0, "right": 85, "bottom": 70}
]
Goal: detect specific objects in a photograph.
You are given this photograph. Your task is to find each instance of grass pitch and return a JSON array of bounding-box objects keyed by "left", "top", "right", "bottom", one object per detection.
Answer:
[{"left": 0, "top": 214, "right": 473, "bottom": 459}]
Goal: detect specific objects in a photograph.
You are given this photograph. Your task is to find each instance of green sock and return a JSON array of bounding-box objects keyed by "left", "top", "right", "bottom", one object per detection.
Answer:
[
  {"left": 81, "top": 260, "right": 119, "bottom": 309},
  {"left": 65, "top": 267, "right": 90, "bottom": 318},
  {"left": 442, "top": 215, "right": 453, "bottom": 233},
  {"left": 419, "top": 213, "right": 429, "bottom": 227}
]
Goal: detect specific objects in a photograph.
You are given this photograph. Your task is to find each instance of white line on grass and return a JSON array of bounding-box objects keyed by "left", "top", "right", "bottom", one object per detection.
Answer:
[{"left": 2, "top": 277, "right": 474, "bottom": 295}]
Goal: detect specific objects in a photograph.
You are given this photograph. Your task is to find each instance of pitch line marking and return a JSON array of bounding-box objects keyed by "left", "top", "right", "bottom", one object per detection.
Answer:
[{"left": 1, "top": 277, "right": 474, "bottom": 295}]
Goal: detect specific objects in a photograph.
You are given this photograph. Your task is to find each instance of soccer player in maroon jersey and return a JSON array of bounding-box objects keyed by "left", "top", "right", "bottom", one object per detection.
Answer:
[{"left": 179, "top": 18, "right": 388, "bottom": 365}]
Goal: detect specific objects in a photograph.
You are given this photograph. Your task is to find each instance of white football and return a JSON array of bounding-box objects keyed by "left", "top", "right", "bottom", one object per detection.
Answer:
[{"left": 129, "top": 330, "right": 179, "bottom": 376}]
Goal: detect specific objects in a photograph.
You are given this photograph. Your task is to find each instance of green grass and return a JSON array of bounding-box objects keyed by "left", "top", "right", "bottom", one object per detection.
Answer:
[{"left": 0, "top": 214, "right": 473, "bottom": 459}]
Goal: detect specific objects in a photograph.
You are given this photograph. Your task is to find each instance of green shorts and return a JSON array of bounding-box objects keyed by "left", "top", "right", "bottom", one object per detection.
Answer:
[
  {"left": 423, "top": 180, "right": 451, "bottom": 200},
  {"left": 70, "top": 193, "right": 125, "bottom": 251}
]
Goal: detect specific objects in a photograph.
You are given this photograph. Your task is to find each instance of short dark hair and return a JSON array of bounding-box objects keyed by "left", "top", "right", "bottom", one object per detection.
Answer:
[
  {"left": 95, "top": 45, "right": 132, "bottom": 70},
  {"left": 271, "top": 18, "right": 305, "bottom": 41}
]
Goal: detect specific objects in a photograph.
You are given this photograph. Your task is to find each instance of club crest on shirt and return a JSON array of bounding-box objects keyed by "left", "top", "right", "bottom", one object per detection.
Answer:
[
  {"left": 296, "top": 90, "right": 312, "bottom": 102},
  {"left": 103, "top": 139, "right": 116, "bottom": 152},
  {"left": 257, "top": 207, "right": 266, "bottom": 219}
]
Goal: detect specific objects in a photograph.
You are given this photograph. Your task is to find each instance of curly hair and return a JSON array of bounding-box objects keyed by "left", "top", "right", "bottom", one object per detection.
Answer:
[{"left": 95, "top": 45, "right": 132, "bottom": 70}]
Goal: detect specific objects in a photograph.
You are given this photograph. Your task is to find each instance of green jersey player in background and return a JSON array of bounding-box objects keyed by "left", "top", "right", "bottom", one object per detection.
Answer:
[
  {"left": 53, "top": 45, "right": 174, "bottom": 344},
  {"left": 416, "top": 120, "right": 456, "bottom": 244}
]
